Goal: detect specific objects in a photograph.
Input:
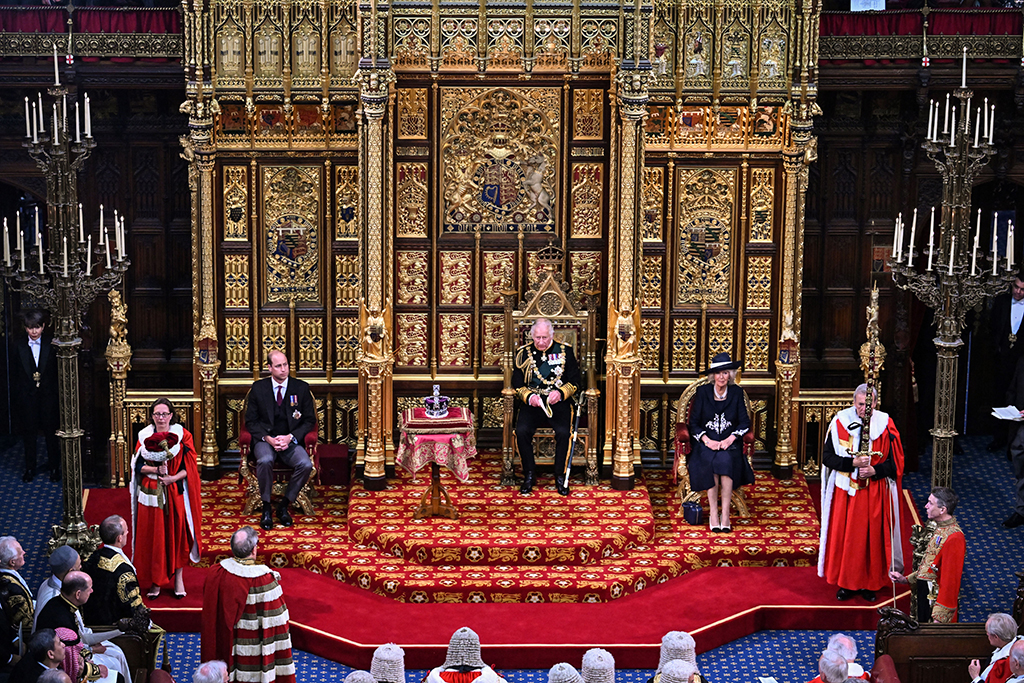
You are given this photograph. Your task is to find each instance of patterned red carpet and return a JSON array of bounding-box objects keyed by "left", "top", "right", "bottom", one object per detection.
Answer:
[{"left": 98, "top": 454, "right": 820, "bottom": 603}]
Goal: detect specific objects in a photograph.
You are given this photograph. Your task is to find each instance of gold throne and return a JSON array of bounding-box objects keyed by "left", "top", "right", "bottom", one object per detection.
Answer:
[{"left": 500, "top": 244, "right": 600, "bottom": 486}]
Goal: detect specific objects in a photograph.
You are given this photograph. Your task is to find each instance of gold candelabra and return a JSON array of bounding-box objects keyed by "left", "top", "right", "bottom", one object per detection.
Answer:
[
  {"left": 2, "top": 73, "right": 130, "bottom": 556},
  {"left": 889, "top": 56, "right": 1012, "bottom": 488}
]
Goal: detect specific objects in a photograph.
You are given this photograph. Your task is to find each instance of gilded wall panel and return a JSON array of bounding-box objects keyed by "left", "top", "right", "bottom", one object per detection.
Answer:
[
  {"left": 482, "top": 313, "right": 504, "bottom": 366},
  {"left": 483, "top": 251, "right": 515, "bottom": 305},
  {"left": 707, "top": 318, "right": 735, "bottom": 365},
  {"left": 298, "top": 317, "right": 324, "bottom": 371},
  {"left": 676, "top": 168, "right": 736, "bottom": 305},
  {"left": 579, "top": 18, "right": 616, "bottom": 70},
  {"left": 441, "top": 87, "right": 560, "bottom": 233},
  {"left": 440, "top": 18, "right": 478, "bottom": 70},
  {"left": 335, "top": 254, "right": 361, "bottom": 307},
  {"left": 392, "top": 17, "right": 430, "bottom": 70},
  {"left": 263, "top": 166, "right": 321, "bottom": 303},
  {"left": 534, "top": 18, "right": 570, "bottom": 71},
  {"left": 398, "top": 88, "right": 429, "bottom": 139},
  {"left": 335, "top": 317, "right": 359, "bottom": 370},
  {"left": 570, "top": 251, "right": 601, "bottom": 293},
  {"left": 639, "top": 399, "right": 660, "bottom": 450},
  {"left": 720, "top": 17, "right": 752, "bottom": 90},
  {"left": 745, "top": 318, "right": 771, "bottom": 371},
  {"left": 224, "top": 254, "right": 250, "bottom": 308},
  {"left": 682, "top": 19, "right": 713, "bottom": 90},
  {"left": 439, "top": 314, "right": 472, "bottom": 366},
  {"left": 330, "top": 27, "right": 359, "bottom": 79},
  {"left": 225, "top": 399, "right": 244, "bottom": 450},
  {"left": 749, "top": 168, "right": 775, "bottom": 242},
  {"left": 526, "top": 252, "right": 546, "bottom": 288},
  {"left": 261, "top": 317, "right": 287, "bottom": 365},
  {"left": 640, "top": 318, "right": 661, "bottom": 370},
  {"left": 482, "top": 397, "right": 504, "bottom": 428},
  {"left": 672, "top": 318, "right": 698, "bottom": 372},
  {"left": 396, "top": 251, "right": 429, "bottom": 304},
  {"left": 290, "top": 20, "right": 321, "bottom": 87},
  {"left": 570, "top": 164, "right": 603, "bottom": 238},
  {"left": 487, "top": 19, "right": 525, "bottom": 71},
  {"left": 640, "top": 255, "right": 662, "bottom": 309},
  {"left": 746, "top": 255, "right": 772, "bottom": 310},
  {"left": 440, "top": 252, "right": 473, "bottom": 305},
  {"left": 396, "top": 163, "right": 429, "bottom": 238},
  {"left": 642, "top": 167, "right": 664, "bottom": 242},
  {"left": 757, "top": 22, "right": 788, "bottom": 91},
  {"left": 336, "top": 166, "right": 359, "bottom": 239},
  {"left": 224, "top": 317, "right": 250, "bottom": 371},
  {"left": 573, "top": 89, "right": 604, "bottom": 140},
  {"left": 223, "top": 166, "right": 248, "bottom": 240},
  {"left": 334, "top": 397, "right": 358, "bottom": 446},
  {"left": 396, "top": 314, "right": 428, "bottom": 366}
]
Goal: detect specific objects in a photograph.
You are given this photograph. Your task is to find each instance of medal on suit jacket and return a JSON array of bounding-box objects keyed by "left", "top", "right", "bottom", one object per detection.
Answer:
[
  {"left": 32, "top": 371, "right": 40, "bottom": 387},
  {"left": 1011, "top": 331, "right": 1017, "bottom": 349},
  {"left": 290, "top": 394, "right": 301, "bottom": 420}
]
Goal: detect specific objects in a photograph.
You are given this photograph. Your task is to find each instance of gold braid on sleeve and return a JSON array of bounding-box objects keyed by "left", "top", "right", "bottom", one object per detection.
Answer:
[
  {"left": 116, "top": 572, "right": 143, "bottom": 610},
  {"left": 931, "top": 602, "right": 956, "bottom": 623}
]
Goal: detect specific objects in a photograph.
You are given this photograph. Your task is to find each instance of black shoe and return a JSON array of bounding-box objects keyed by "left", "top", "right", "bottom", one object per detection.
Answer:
[
  {"left": 836, "top": 588, "right": 857, "bottom": 601},
  {"left": 260, "top": 502, "right": 274, "bottom": 530},
  {"left": 21, "top": 470, "right": 33, "bottom": 483},
  {"left": 1003, "top": 512, "right": 1024, "bottom": 529},
  {"left": 860, "top": 589, "right": 877, "bottom": 602},
  {"left": 277, "top": 501, "right": 293, "bottom": 527},
  {"left": 557, "top": 483, "right": 570, "bottom": 496},
  {"left": 519, "top": 472, "right": 535, "bottom": 495}
]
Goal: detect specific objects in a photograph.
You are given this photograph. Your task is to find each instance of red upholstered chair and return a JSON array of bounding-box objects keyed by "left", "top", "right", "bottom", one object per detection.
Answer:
[
  {"left": 673, "top": 375, "right": 757, "bottom": 516},
  {"left": 238, "top": 396, "right": 319, "bottom": 516}
]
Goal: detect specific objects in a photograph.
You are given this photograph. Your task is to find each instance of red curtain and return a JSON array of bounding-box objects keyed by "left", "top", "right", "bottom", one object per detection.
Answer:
[
  {"left": 820, "top": 10, "right": 923, "bottom": 36},
  {"left": 0, "top": 7, "right": 66, "bottom": 32},
  {"left": 930, "top": 9, "right": 1020, "bottom": 35},
  {"left": 74, "top": 9, "right": 180, "bottom": 34}
]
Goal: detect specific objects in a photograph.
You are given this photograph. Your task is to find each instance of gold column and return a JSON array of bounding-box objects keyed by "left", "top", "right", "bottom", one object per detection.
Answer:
[
  {"left": 604, "top": 1, "right": 651, "bottom": 490},
  {"left": 356, "top": 0, "right": 396, "bottom": 490},
  {"left": 182, "top": 0, "right": 220, "bottom": 474},
  {"left": 105, "top": 291, "right": 132, "bottom": 487}
]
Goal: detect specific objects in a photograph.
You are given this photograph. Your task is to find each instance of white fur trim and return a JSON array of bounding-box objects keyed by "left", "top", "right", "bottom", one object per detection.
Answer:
[
  {"left": 219, "top": 558, "right": 274, "bottom": 579},
  {"left": 232, "top": 640, "right": 294, "bottom": 657},
  {"left": 236, "top": 611, "right": 290, "bottom": 630},
  {"left": 231, "top": 663, "right": 296, "bottom": 683},
  {"left": 245, "top": 584, "right": 283, "bottom": 605}
]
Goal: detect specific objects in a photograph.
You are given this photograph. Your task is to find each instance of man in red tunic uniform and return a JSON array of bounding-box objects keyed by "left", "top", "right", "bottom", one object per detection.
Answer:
[
  {"left": 818, "top": 384, "right": 908, "bottom": 602},
  {"left": 889, "top": 486, "right": 966, "bottom": 623},
  {"left": 202, "top": 526, "right": 295, "bottom": 683}
]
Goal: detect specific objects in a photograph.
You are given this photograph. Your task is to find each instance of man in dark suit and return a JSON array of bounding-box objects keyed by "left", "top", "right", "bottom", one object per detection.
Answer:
[
  {"left": 989, "top": 271, "right": 1024, "bottom": 451},
  {"left": 10, "top": 309, "right": 59, "bottom": 482},
  {"left": 244, "top": 350, "right": 315, "bottom": 530},
  {"left": 7, "top": 628, "right": 63, "bottom": 683}
]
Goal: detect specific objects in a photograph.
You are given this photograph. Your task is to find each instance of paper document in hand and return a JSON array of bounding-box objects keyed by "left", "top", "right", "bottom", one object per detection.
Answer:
[{"left": 991, "top": 406, "right": 1024, "bottom": 421}]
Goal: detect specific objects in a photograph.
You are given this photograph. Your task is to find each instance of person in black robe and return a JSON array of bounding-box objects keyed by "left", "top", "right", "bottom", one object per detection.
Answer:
[
  {"left": 10, "top": 309, "right": 60, "bottom": 482},
  {"left": 687, "top": 353, "right": 753, "bottom": 533},
  {"left": 8, "top": 629, "right": 63, "bottom": 683}
]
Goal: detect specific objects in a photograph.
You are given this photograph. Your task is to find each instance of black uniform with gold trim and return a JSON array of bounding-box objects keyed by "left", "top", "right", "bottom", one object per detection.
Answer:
[
  {"left": 512, "top": 339, "right": 581, "bottom": 492},
  {"left": 0, "top": 571, "right": 34, "bottom": 642},
  {"left": 81, "top": 547, "right": 143, "bottom": 627}
]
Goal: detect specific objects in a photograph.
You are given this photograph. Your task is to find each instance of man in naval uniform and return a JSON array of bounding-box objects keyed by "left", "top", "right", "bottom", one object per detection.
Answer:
[{"left": 512, "top": 318, "right": 581, "bottom": 496}]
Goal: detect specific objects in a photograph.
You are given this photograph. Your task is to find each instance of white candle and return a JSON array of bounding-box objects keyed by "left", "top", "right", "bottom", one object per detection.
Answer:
[
  {"left": 907, "top": 216, "right": 917, "bottom": 267},
  {"left": 984, "top": 97, "right": 989, "bottom": 138},
  {"left": 949, "top": 236, "right": 956, "bottom": 275},
  {"left": 34, "top": 208, "right": 39, "bottom": 241},
  {"left": 78, "top": 203, "right": 84, "bottom": 242},
  {"left": 115, "top": 216, "right": 123, "bottom": 260},
  {"left": 3, "top": 218, "right": 9, "bottom": 267},
  {"left": 74, "top": 102, "right": 80, "bottom": 143},
  {"left": 972, "top": 212, "right": 980, "bottom": 276},
  {"left": 926, "top": 102, "right": 934, "bottom": 141},
  {"left": 989, "top": 104, "right": 995, "bottom": 145},
  {"left": 1010, "top": 222, "right": 1015, "bottom": 270},
  {"left": 944, "top": 94, "right": 950, "bottom": 133},
  {"left": 99, "top": 203, "right": 103, "bottom": 234},
  {"left": 19, "top": 230, "right": 24, "bottom": 271},
  {"left": 949, "top": 109, "right": 956, "bottom": 147},
  {"left": 962, "top": 47, "right": 968, "bottom": 88},
  {"left": 974, "top": 107, "right": 980, "bottom": 147},
  {"left": 53, "top": 44, "right": 59, "bottom": 86},
  {"left": 38, "top": 93, "right": 44, "bottom": 133},
  {"left": 86, "top": 235, "right": 92, "bottom": 274},
  {"left": 104, "top": 228, "right": 111, "bottom": 269},
  {"left": 24, "top": 97, "right": 30, "bottom": 138},
  {"left": 994, "top": 211, "right": 1000, "bottom": 275},
  {"left": 892, "top": 213, "right": 902, "bottom": 258},
  {"left": 927, "top": 207, "right": 936, "bottom": 271},
  {"left": 84, "top": 95, "right": 91, "bottom": 138},
  {"left": 37, "top": 231, "right": 43, "bottom": 275},
  {"left": 62, "top": 236, "right": 67, "bottom": 277},
  {"left": 31, "top": 102, "right": 37, "bottom": 143},
  {"left": 52, "top": 105, "right": 58, "bottom": 145}
]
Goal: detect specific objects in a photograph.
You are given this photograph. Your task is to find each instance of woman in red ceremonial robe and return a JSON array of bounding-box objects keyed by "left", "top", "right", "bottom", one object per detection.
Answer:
[{"left": 131, "top": 397, "right": 202, "bottom": 599}]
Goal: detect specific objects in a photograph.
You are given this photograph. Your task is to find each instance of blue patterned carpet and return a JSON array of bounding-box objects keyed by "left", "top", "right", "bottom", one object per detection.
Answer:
[{"left": 1, "top": 432, "right": 1017, "bottom": 682}]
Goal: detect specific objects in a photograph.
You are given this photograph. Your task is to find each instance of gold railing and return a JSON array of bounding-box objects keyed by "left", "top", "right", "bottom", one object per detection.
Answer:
[{"left": 796, "top": 390, "right": 851, "bottom": 478}]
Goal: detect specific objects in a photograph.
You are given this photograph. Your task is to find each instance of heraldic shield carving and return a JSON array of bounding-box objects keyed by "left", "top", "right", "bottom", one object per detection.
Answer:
[
  {"left": 441, "top": 87, "right": 560, "bottom": 233},
  {"left": 263, "top": 166, "right": 321, "bottom": 303}
]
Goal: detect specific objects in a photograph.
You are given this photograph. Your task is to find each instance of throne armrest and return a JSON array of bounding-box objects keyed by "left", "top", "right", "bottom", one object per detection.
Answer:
[{"left": 304, "top": 429, "right": 318, "bottom": 456}]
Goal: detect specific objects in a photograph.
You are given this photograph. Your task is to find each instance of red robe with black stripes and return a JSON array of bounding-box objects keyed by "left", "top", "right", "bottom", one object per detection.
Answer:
[{"left": 202, "top": 558, "right": 295, "bottom": 683}]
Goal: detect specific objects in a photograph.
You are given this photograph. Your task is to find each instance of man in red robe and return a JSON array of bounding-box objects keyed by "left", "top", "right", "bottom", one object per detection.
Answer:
[
  {"left": 818, "top": 384, "right": 908, "bottom": 602},
  {"left": 202, "top": 526, "right": 295, "bottom": 683},
  {"left": 969, "top": 613, "right": 1023, "bottom": 683},
  {"left": 890, "top": 486, "right": 966, "bottom": 623}
]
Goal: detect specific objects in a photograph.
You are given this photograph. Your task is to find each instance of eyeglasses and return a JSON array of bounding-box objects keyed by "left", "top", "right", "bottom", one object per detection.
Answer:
[{"left": 152, "top": 412, "right": 172, "bottom": 418}]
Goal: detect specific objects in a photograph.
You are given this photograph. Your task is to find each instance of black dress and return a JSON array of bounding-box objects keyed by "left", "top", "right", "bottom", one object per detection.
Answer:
[{"left": 687, "top": 383, "right": 754, "bottom": 492}]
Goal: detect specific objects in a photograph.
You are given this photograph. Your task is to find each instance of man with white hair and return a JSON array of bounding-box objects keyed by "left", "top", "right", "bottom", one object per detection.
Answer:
[
  {"left": 970, "top": 613, "right": 1024, "bottom": 683},
  {"left": 1005, "top": 641, "right": 1024, "bottom": 683},
  {"left": 512, "top": 318, "right": 581, "bottom": 495},
  {"left": 816, "top": 651, "right": 849, "bottom": 683},
  {"left": 806, "top": 634, "right": 868, "bottom": 682},
  {"left": 818, "top": 384, "right": 907, "bottom": 602},
  {"left": 0, "top": 537, "right": 33, "bottom": 646},
  {"left": 192, "top": 660, "right": 229, "bottom": 683}
]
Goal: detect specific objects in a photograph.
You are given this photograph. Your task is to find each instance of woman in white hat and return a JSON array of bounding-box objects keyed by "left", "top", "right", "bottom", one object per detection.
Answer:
[{"left": 688, "top": 352, "right": 754, "bottom": 532}]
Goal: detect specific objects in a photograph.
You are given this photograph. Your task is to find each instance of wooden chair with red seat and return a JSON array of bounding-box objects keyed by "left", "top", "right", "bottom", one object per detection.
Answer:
[
  {"left": 672, "top": 375, "right": 757, "bottom": 515},
  {"left": 238, "top": 392, "right": 319, "bottom": 516}
]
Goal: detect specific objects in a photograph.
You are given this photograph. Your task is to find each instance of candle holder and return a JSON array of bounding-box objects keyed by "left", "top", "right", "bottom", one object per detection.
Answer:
[
  {"left": 889, "top": 85, "right": 1011, "bottom": 489},
  {"left": 1, "top": 83, "right": 130, "bottom": 556}
]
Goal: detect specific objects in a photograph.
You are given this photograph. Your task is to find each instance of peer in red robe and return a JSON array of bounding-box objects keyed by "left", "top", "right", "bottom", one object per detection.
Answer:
[
  {"left": 131, "top": 422, "right": 202, "bottom": 594},
  {"left": 202, "top": 553, "right": 295, "bottom": 683},
  {"left": 818, "top": 400, "right": 909, "bottom": 598}
]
